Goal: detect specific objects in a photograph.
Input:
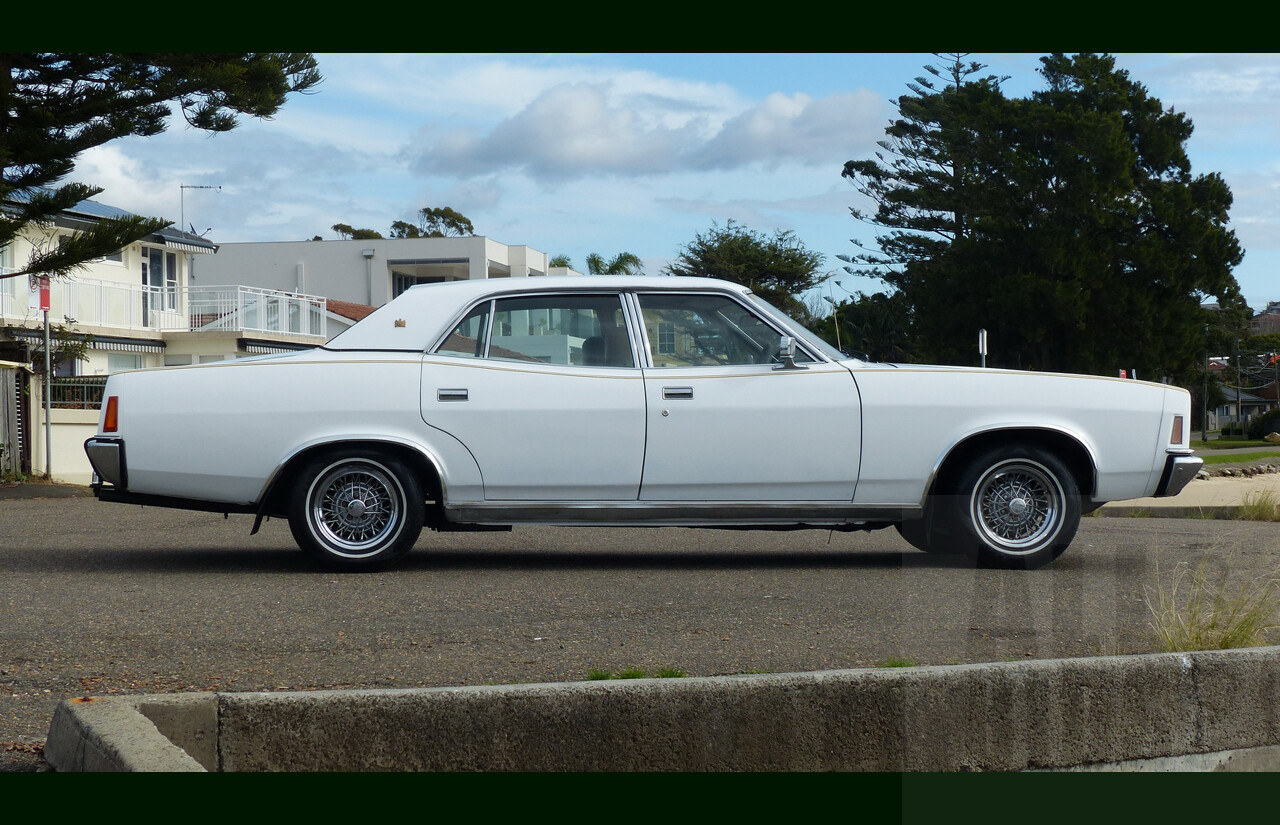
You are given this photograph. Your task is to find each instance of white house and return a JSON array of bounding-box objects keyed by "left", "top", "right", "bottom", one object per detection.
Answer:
[
  {"left": 191, "top": 236, "right": 582, "bottom": 308},
  {"left": 1, "top": 199, "right": 589, "bottom": 484},
  {"left": 0, "top": 196, "right": 337, "bottom": 483}
]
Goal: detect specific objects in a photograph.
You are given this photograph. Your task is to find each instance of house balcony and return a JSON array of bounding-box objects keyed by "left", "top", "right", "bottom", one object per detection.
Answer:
[{"left": 1, "top": 273, "right": 327, "bottom": 340}]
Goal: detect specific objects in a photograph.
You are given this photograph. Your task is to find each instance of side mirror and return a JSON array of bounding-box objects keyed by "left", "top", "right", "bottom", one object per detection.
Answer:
[{"left": 773, "top": 336, "right": 807, "bottom": 371}]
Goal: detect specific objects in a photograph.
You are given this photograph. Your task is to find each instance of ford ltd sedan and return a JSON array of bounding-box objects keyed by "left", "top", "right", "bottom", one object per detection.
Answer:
[{"left": 84, "top": 275, "right": 1202, "bottom": 572}]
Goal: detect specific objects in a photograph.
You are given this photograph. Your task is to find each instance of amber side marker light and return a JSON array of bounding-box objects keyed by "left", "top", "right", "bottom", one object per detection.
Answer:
[
  {"left": 103, "top": 396, "right": 119, "bottom": 432},
  {"left": 1171, "top": 414, "right": 1184, "bottom": 445}
]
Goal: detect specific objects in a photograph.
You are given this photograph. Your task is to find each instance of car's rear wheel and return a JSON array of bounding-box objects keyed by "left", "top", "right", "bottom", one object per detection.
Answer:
[
  {"left": 289, "top": 450, "right": 424, "bottom": 572},
  {"left": 939, "top": 446, "right": 1081, "bottom": 569}
]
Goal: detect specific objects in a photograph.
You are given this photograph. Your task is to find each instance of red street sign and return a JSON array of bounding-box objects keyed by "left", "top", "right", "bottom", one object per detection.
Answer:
[{"left": 28, "top": 275, "right": 50, "bottom": 312}]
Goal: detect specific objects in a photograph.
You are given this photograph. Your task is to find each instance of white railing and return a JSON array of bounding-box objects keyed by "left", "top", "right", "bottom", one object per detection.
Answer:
[
  {"left": 188, "top": 285, "right": 327, "bottom": 337},
  {"left": 0, "top": 276, "right": 327, "bottom": 339}
]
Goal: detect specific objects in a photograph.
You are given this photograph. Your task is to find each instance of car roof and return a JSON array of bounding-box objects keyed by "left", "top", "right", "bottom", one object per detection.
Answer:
[{"left": 324, "top": 275, "right": 753, "bottom": 351}]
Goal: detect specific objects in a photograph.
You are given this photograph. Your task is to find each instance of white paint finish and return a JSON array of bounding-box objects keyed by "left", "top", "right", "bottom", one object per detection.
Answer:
[
  {"left": 109, "top": 351, "right": 482, "bottom": 505},
  {"left": 849, "top": 365, "right": 1183, "bottom": 506},
  {"left": 421, "top": 357, "right": 646, "bottom": 500},
  {"left": 639, "top": 363, "right": 861, "bottom": 501}
]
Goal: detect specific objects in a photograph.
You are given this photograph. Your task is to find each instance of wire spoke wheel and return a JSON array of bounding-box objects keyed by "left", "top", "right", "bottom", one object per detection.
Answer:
[
  {"left": 290, "top": 451, "right": 425, "bottom": 571},
  {"left": 969, "top": 459, "right": 1065, "bottom": 554},
  {"left": 311, "top": 464, "right": 403, "bottom": 556}
]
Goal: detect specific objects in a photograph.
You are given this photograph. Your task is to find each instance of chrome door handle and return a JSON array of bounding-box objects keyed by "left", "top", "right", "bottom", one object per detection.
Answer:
[
  {"left": 437, "top": 388, "right": 469, "bottom": 402},
  {"left": 662, "top": 386, "right": 694, "bottom": 400}
]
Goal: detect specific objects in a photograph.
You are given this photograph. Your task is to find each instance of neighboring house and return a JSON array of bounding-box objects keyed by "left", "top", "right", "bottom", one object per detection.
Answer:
[
  {"left": 0, "top": 195, "right": 336, "bottom": 482},
  {"left": 1, "top": 196, "right": 334, "bottom": 373},
  {"left": 1250, "top": 301, "right": 1280, "bottom": 336},
  {"left": 1215, "top": 388, "right": 1272, "bottom": 426},
  {"left": 192, "top": 236, "right": 583, "bottom": 308}
]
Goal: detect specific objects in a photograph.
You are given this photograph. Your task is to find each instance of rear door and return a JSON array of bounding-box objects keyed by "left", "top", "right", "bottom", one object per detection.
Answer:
[{"left": 421, "top": 292, "right": 646, "bottom": 500}]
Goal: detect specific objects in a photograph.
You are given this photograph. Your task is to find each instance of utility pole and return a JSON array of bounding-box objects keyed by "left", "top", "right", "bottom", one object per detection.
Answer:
[
  {"left": 1235, "top": 339, "right": 1242, "bottom": 434},
  {"left": 1202, "top": 324, "right": 1209, "bottom": 443}
]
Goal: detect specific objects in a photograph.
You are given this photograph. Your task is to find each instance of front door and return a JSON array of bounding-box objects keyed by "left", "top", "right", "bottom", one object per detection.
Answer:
[{"left": 635, "top": 291, "right": 861, "bottom": 501}]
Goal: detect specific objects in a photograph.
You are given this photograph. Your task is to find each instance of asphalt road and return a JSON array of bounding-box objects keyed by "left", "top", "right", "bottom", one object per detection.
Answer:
[{"left": 4, "top": 494, "right": 1280, "bottom": 771}]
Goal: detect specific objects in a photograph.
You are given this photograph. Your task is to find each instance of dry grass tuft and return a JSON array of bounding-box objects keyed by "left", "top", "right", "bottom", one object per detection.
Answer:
[
  {"left": 1146, "top": 553, "right": 1280, "bottom": 652},
  {"left": 1236, "top": 490, "right": 1280, "bottom": 522}
]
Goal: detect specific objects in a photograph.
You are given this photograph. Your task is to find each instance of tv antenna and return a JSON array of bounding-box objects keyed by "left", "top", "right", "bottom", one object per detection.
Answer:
[{"left": 180, "top": 184, "right": 221, "bottom": 235}]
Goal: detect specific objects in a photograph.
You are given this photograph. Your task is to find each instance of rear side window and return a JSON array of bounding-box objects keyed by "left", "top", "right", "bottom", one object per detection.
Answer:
[
  {"left": 436, "top": 302, "right": 490, "bottom": 358},
  {"left": 434, "top": 294, "right": 634, "bottom": 368}
]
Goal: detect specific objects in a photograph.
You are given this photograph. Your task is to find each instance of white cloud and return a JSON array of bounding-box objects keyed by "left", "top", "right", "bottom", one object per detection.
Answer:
[
  {"left": 408, "top": 81, "right": 888, "bottom": 183},
  {"left": 692, "top": 90, "right": 888, "bottom": 170},
  {"left": 410, "top": 82, "right": 700, "bottom": 181}
]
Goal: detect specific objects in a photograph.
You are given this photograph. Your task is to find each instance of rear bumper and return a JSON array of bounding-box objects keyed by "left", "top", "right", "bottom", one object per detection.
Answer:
[
  {"left": 84, "top": 437, "right": 126, "bottom": 490},
  {"left": 84, "top": 435, "right": 256, "bottom": 514},
  {"left": 1154, "top": 452, "right": 1203, "bottom": 497}
]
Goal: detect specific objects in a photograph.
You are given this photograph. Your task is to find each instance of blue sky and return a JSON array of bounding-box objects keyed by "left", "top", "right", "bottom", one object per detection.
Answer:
[{"left": 73, "top": 53, "right": 1280, "bottom": 311}]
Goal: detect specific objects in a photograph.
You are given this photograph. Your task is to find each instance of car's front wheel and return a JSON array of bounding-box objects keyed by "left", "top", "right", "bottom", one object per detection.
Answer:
[
  {"left": 289, "top": 450, "right": 424, "bottom": 572},
  {"left": 938, "top": 446, "right": 1081, "bottom": 569}
]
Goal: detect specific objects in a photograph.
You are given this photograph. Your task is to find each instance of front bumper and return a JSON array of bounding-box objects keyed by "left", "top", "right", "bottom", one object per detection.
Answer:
[{"left": 1154, "top": 452, "right": 1203, "bottom": 498}]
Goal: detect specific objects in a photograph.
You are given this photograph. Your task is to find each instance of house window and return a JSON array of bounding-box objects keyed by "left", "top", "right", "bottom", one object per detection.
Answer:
[
  {"left": 657, "top": 322, "right": 676, "bottom": 355},
  {"left": 108, "top": 354, "right": 143, "bottom": 373},
  {"left": 142, "top": 247, "right": 178, "bottom": 311}
]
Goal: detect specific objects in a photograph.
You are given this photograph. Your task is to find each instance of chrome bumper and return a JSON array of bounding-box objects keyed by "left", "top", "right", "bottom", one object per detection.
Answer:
[
  {"left": 1155, "top": 453, "right": 1203, "bottom": 498},
  {"left": 84, "top": 437, "right": 126, "bottom": 489}
]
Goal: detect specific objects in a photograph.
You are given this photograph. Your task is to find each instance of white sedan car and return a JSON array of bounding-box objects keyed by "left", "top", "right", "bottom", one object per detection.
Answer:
[{"left": 84, "top": 276, "right": 1201, "bottom": 572}]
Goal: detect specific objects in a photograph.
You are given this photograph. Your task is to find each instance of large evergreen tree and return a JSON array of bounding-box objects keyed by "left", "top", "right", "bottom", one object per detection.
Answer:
[
  {"left": 841, "top": 54, "right": 1244, "bottom": 378},
  {"left": 1, "top": 53, "right": 321, "bottom": 281}
]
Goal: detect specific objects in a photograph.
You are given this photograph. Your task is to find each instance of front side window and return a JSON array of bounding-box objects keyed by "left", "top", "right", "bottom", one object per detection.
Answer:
[
  {"left": 638, "top": 292, "right": 813, "bottom": 368},
  {"left": 434, "top": 294, "right": 634, "bottom": 368}
]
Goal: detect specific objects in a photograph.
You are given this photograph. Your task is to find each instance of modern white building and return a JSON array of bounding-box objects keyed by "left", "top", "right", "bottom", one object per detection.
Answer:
[{"left": 191, "top": 236, "right": 582, "bottom": 308}]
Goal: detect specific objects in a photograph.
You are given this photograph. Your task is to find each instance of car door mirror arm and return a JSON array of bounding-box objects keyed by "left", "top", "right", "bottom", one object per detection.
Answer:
[{"left": 773, "top": 336, "right": 808, "bottom": 371}]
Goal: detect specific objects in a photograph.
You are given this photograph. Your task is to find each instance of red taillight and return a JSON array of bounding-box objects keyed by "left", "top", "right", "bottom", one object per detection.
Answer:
[{"left": 103, "top": 396, "right": 119, "bottom": 433}]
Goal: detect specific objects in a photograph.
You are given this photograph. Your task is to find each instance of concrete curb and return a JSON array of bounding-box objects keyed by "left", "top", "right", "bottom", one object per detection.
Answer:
[{"left": 45, "top": 647, "right": 1280, "bottom": 772}]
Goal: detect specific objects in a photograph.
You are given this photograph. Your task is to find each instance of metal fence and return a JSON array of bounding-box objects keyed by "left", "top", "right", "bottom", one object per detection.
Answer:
[{"left": 50, "top": 375, "right": 107, "bottom": 409}]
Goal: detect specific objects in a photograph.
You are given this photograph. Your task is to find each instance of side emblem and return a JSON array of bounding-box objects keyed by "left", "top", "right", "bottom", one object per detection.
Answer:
[{"left": 394, "top": 319, "right": 407, "bottom": 328}]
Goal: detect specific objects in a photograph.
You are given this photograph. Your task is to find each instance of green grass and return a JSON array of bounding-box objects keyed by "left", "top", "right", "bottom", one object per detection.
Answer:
[
  {"left": 1145, "top": 553, "right": 1280, "bottom": 652},
  {"left": 1199, "top": 451, "right": 1280, "bottom": 465},
  {"left": 875, "top": 657, "right": 917, "bottom": 668},
  {"left": 586, "top": 667, "right": 688, "bottom": 680}
]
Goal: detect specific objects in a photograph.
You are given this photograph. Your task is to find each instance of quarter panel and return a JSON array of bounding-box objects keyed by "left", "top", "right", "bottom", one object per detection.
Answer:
[
  {"left": 851, "top": 367, "right": 1172, "bottom": 506},
  {"left": 107, "top": 353, "right": 482, "bottom": 505}
]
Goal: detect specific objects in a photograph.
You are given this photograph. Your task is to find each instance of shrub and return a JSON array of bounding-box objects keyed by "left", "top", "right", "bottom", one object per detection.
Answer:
[{"left": 1248, "top": 408, "right": 1280, "bottom": 440}]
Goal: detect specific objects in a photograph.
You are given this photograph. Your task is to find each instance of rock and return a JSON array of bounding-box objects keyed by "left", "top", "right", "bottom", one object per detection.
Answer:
[{"left": 1265, "top": 432, "right": 1280, "bottom": 443}]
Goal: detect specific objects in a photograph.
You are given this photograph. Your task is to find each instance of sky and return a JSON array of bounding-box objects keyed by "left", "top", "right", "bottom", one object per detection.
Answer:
[{"left": 70, "top": 53, "right": 1280, "bottom": 312}]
